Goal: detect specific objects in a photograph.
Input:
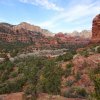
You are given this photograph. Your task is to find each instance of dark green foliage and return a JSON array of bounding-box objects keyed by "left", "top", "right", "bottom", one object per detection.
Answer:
[
  {"left": 66, "top": 62, "right": 73, "bottom": 68},
  {"left": 56, "top": 52, "right": 73, "bottom": 61},
  {"left": 66, "top": 80, "right": 74, "bottom": 87},
  {"left": 0, "top": 71, "right": 9, "bottom": 82},
  {"left": 5, "top": 61, "right": 14, "bottom": 71},
  {"left": 74, "top": 87, "right": 88, "bottom": 98},
  {"left": 90, "top": 65, "right": 100, "bottom": 100},
  {"left": 80, "top": 50, "right": 89, "bottom": 57},
  {"left": 64, "top": 62, "right": 73, "bottom": 77},
  {"left": 15, "top": 57, "right": 45, "bottom": 99},
  {"left": 75, "top": 72, "right": 81, "bottom": 81},
  {"left": 0, "top": 41, "right": 31, "bottom": 53},
  {"left": 0, "top": 59, "right": 25, "bottom": 94},
  {"left": 13, "top": 57, "right": 62, "bottom": 99},
  {"left": 63, "top": 52, "right": 73, "bottom": 61},
  {"left": 63, "top": 87, "right": 88, "bottom": 98},
  {"left": 0, "top": 75, "right": 26, "bottom": 94},
  {"left": 23, "top": 64, "right": 41, "bottom": 99},
  {"left": 24, "top": 84, "right": 38, "bottom": 100},
  {"left": 0, "top": 53, "right": 7, "bottom": 58},
  {"left": 10, "top": 49, "right": 19, "bottom": 57},
  {"left": 41, "top": 60, "right": 62, "bottom": 95},
  {"left": 9, "top": 71, "right": 18, "bottom": 78},
  {"left": 97, "top": 46, "right": 100, "bottom": 53},
  {"left": 0, "top": 61, "right": 14, "bottom": 82}
]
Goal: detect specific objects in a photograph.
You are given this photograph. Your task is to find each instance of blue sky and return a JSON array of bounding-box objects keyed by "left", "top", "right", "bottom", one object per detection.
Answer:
[{"left": 0, "top": 0, "right": 100, "bottom": 33}]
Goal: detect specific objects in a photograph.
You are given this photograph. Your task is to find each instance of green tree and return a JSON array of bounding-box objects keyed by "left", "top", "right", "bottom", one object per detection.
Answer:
[
  {"left": 90, "top": 65, "right": 100, "bottom": 100},
  {"left": 41, "top": 60, "right": 62, "bottom": 95},
  {"left": 22, "top": 57, "right": 45, "bottom": 100}
]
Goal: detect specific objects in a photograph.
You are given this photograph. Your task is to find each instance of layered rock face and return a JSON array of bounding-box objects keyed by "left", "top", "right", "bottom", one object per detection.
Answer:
[
  {"left": 13, "top": 22, "right": 53, "bottom": 37},
  {"left": 92, "top": 14, "right": 100, "bottom": 43},
  {"left": 0, "top": 22, "right": 90, "bottom": 50}
]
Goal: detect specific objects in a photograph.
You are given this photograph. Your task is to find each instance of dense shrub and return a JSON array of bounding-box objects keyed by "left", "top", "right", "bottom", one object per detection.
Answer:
[
  {"left": 65, "top": 80, "right": 74, "bottom": 87},
  {"left": 14, "top": 57, "right": 63, "bottom": 99},
  {"left": 0, "top": 71, "right": 9, "bottom": 82},
  {"left": 9, "top": 71, "right": 18, "bottom": 78},
  {"left": 74, "top": 87, "right": 88, "bottom": 98},
  {"left": 40, "top": 60, "right": 63, "bottom": 95},
  {"left": 63, "top": 87, "right": 88, "bottom": 98},
  {"left": 75, "top": 72, "right": 81, "bottom": 81},
  {"left": 0, "top": 61, "right": 14, "bottom": 82},
  {"left": 64, "top": 62, "right": 73, "bottom": 77},
  {"left": 90, "top": 65, "right": 100, "bottom": 100},
  {"left": 80, "top": 50, "right": 89, "bottom": 57},
  {"left": 96, "top": 46, "right": 100, "bottom": 53},
  {"left": 63, "top": 88, "right": 75, "bottom": 98},
  {"left": 56, "top": 52, "right": 73, "bottom": 61},
  {"left": 0, "top": 76, "right": 26, "bottom": 94}
]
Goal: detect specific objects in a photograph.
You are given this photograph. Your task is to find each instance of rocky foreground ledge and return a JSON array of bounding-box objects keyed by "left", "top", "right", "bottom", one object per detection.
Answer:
[{"left": 0, "top": 92, "right": 86, "bottom": 100}]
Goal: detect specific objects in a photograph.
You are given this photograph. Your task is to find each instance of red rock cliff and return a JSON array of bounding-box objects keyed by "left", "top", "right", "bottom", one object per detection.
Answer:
[{"left": 92, "top": 14, "right": 100, "bottom": 43}]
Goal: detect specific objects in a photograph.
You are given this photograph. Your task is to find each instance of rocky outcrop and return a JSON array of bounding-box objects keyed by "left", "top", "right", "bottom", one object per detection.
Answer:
[
  {"left": 13, "top": 22, "right": 41, "bottom": 32},
  {"left": 0, "top": 22, "right": 51, "bottom": 43},
  {"left": 13, "top": 22, "right": 53, "bottom": 37},
  {"left": 70, "top": 30, "right": 92, "bottom": 39},
  {"left": 92, "top": 14, "right": 100, "bottom": 43},
  {"left": 61, "top": 52, "right": 100, "bottom": 96},
  {"left": 0, "top": 92, "right": 24, "bottom": 100},
  {"left": 0, "top": 92, "right": 86, "bottom": 100}
]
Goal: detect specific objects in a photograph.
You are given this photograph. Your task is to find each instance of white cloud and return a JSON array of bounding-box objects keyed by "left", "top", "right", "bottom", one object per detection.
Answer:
[
  {"left": 38, "top": 0, "right": 100, "bottom": 32},
  {"left": 20, "top": 0, "right": 64, "bottom": 11},
  {"left": 19, "top": 0, "right": 100, "bottom": 32}
]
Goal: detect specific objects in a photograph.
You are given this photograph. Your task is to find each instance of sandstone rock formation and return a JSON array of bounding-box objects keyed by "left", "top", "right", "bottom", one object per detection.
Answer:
[
  {"left": 0, "top": 92, "right": 24, "bottom": 100},
  {"left": 13, "top": 22, "right": 53, "bottom": 37},
  {"left": 69, "top": 30, "right": 92, "bottom": 39},
  {"left": 0, "top": 22, "right": 90, "bottom": 49},
  {"left": 92, "top": 14, "right": 100, "bottom": 43}
]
